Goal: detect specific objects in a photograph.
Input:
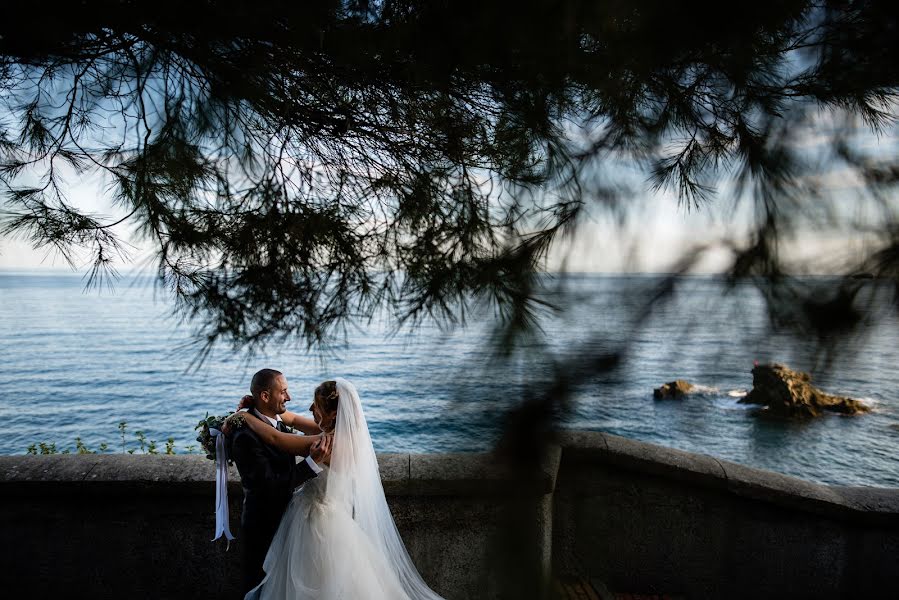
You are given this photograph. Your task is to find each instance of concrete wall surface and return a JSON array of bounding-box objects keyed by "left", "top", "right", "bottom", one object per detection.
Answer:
[
  {"left": 2, "top": 432, "right": 897, "bottom": 599},
  {"left": 553, "top": 431, "right": 899, "bottom": 600},
  {"left": 0, "top": 451, "right": 555, "bottom": 600}
]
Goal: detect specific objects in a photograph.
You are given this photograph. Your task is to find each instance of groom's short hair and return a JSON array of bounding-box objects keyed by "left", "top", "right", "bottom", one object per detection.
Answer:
[{"left": 251, "top": 368, "right": 283, "bottom": 399}]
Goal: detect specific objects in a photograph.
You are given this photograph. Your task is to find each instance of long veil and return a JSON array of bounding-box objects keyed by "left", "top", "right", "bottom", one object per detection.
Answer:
[{"left": 327, "top": 378, "right": 445, "bottom": 600}]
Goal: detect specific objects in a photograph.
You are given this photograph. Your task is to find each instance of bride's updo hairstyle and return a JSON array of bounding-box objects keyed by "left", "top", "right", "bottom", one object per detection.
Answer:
[{"left": 315, "top": 380, "right": 339, "bottom": 413}]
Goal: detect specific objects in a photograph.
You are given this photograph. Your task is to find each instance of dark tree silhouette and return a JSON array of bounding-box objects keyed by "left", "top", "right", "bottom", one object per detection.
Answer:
[
  {"left": 2, "top": 1, "right": 898, "bottom": 596},
  {"left": 1, "top": 1, "right": 897, "bottom": 361}
]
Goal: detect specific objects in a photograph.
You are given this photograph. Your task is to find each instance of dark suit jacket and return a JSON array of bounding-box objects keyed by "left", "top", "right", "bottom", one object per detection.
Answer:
[
  {"left": 229, "top": 412, "right": 315, "bottom": 592},
  {"left": 230, "top": 411, "right": 318, "bottom": 592},
  {"left": 231, "top": 411, "right": 318, "bottom": 532}
]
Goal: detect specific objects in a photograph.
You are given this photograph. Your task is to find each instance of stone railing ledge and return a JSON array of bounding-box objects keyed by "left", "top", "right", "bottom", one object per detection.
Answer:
[
  {"left": 1, "top": 450, "right": 562, "bottom": 499},
  {"left": 1, "top": 454, "right": 105, "bottom": 485},
  {"left": 554, "top": 429, "right": 899, "bottom": 526},
  {"left": 555, "top": 430, "right": 728, "bottom": 489},
  {"left": 376, "top": 452, "right": 411, "bottom": 494},
  {"left": 720, "top": 459, "right": 899, "bottom": 524},
  {"left": 0, "top": 455, "right": 223, "bottom": 496},
  {"left": 403, "top": 450, "right": 560, "bottom": 496},
  {"left": 830, "top": 485, "right": 899, "bottom": 515}
]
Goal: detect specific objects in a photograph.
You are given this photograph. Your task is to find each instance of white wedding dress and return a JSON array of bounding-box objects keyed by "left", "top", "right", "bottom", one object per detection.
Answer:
[{"left": 246, "top": 379, "right": 445, "bottom": 600}]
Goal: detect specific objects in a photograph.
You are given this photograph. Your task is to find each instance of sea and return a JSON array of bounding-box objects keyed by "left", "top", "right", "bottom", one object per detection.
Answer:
[{"left": 1, "top": 270, "right": 897, "bottom": 488}]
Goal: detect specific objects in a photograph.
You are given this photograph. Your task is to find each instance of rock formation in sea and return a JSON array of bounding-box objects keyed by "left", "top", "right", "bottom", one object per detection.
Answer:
[
  {"left": 739, "top": 363, "right": 870, "bottom": 417},
  {"left": 653, "top": 379, "right": 695, "bottom": 399}
]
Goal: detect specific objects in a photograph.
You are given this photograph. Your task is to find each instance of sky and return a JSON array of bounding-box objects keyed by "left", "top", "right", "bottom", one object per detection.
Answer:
[
  {"left": 0, "top": 172, "right": 889, "bottom": 275},
  {"left": 1, "top": 105, "right": 896, "bottom": 276},
  {"left": 0, "top": 183, "right": 881, "bottom": 275}
]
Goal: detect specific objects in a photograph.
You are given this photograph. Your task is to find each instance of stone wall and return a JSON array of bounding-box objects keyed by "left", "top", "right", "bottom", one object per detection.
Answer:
[
  {"left": 1, "top": 432, "right": 897, "bottom": 599},
  {"left": 552, "top": 431, "right": 899, "bottom": 599},
  {"left": 0, "top": 451, "right": 555, "bottom": 599}
]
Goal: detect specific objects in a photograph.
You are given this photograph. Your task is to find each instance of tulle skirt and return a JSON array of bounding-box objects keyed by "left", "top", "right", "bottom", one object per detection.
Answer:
[{"left": 246, "top": 476, "right": 411, "bottom": 600}]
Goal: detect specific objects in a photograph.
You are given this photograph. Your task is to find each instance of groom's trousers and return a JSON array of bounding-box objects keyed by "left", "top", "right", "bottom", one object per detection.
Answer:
[{"left": 242, "top": 508, "right": 283, "bottom": 594}]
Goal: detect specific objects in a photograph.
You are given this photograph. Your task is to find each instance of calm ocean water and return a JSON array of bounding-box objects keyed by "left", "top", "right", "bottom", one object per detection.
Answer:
[{"left": 1, "top": 271, "right": 897, "bottom": 487}]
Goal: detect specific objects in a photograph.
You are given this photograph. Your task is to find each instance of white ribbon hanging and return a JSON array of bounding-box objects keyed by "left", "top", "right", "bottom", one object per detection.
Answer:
[{"left": 210, "top": 428, "right": 235, "bottom": 549}]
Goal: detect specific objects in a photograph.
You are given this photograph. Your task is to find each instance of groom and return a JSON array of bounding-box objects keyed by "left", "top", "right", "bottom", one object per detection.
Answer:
[{"left": 230, "top": 368, "right": 330, "bottom": 594}]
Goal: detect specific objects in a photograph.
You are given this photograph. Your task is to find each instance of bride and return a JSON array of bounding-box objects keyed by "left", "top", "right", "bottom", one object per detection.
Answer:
[{"left": 238, "top": 378, "right": 446, "bottom": 600}]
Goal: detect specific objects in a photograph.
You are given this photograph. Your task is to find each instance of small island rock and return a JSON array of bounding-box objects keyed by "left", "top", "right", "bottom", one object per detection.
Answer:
[
  {"left": 653, "top": 379, "right": 695, "bottom": 399},
  {"left": 739, "top": 363, "right": 869, "bottom": 417}
]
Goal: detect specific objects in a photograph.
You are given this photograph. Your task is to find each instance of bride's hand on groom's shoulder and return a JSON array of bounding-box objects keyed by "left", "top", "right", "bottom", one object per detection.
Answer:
[
  {"left": 221, "top": 395, "right": 253, "bottom": 434},
  {"left": 237, "top": 395, "right": 254, "bottom": 411},
  {"left": 221, "top": 409, "right": 248, "bottom": 435}
]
